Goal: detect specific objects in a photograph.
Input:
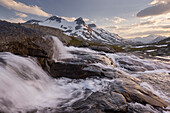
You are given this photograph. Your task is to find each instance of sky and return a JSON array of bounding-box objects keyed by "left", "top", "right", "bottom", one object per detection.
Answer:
[{"left": 0, "top": 0, "right": 169, "bottom": 38}]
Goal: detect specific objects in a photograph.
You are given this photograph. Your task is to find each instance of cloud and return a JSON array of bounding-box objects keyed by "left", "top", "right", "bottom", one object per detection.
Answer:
[
  {"left": 160, "top": 25, "right": 170, "bottom": 28},
  {"left": 91, "top": 19, "right": 97, "bottom": 23},
  {"left": 126, "top": 30, "right": 170, "bottom": 37},
  {"left": 105, "top": 17, "right": 126, "bottom": 24},
  {"left": 137, "top": 0, "right": 170, "bottom": 17},
  {"left": 0, "top": 0, "right": 51, "bottom": 17},
  {"left": 4, "top": 17, "right": 26, "bottom": 23},
  {"left": 132, "top": 20, "right": 156, "bottom": 27},
  {"left": 83, "top": 18, "right": 90, "bottom": 22},
  {"left": 61, "top": 16, "right": 89, "bottom": 22},
  {"left": 61, "top": 17, "right": 76, "bottom": 22},
  {"left": 112, "top": 17, "right": 126, "bottom": 23},
  {"left": 139, "top": 20, "right": 156, "bottom": 25},
  {"left": 150, "top": 0, "right": 170, "bottom": 5},
  {"left": 15, "top": 12, "right": 27, "bottom": 18},
  {"left": 106, "top": 26, "right": 118, "bottom": 29}
]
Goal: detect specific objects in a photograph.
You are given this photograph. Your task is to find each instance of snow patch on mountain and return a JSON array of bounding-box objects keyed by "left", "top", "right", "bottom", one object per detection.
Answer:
[{"left": 25, "top": 16, "right": 124, "bottom": 45}]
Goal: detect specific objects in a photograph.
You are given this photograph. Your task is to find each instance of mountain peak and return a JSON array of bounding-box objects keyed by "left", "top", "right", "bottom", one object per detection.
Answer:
[
  {"left": 75, "top": 17, "right": 85, "bottom": 25},
  {"left": 46, "top": 16, "right": 63, "bottom": 23}
]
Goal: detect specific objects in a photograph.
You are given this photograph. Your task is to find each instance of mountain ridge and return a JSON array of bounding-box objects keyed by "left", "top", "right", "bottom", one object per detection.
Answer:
[
  {"left": 128, "top": 35, "right": 167, "bottom": 44},
  {"left": 25, "top": 16, "right": 126, "bottom": 45}
]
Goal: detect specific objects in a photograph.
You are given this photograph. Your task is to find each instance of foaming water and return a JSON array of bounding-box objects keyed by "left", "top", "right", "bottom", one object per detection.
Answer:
[
  {"left": 106, "top": 53, "right": 170, "bottom": 73},
  {"left": 0, "top": 52, "right": 111, "bottom": 112},
  {"left": 66, "top": 46, "right": 101, "bottom": 54},
  {"left": 51, "top": 36, "right": 73, "bottom": 61},
  {"left": 0, "top": 45, "right": 170, "bottom": 112},
  {"left": 0, "top": 52, "right": 51, "bottom": 112},
  {"left": 65, "top": 47, "right": 170, "bottom": 103}
]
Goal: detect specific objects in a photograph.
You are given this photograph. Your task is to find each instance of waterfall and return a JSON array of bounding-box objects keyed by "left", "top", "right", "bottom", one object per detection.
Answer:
[
  {"left": 0, "top": 52, "right": 52, "bottom": 112},
  {"left": 51, "top": 36, "right": 73, "bottom": 61},
  {"left": 0, "top": 52, "right": 109, "bottom": 112}
]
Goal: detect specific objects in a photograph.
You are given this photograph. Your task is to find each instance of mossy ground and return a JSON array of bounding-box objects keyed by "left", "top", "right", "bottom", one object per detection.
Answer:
[{"left": 68, "top": 36, "right": 124, "bottom": 52}]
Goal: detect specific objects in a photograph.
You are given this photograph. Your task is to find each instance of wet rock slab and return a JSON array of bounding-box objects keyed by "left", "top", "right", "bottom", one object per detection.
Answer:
[
  {"left": 68, "top": 78, "right": 168, "bottom": 113},
  {"left": 46, "top": 51, "right": 116, "bottom": 79},
  {"left": 71, "top": 91, "right": 127, "bottom": 113},
  {"left": 110, "top": 78, "right": 168, "bottom": 108},
  {"left": 49, "top": 62, "right": 105, "bottom": 79}
]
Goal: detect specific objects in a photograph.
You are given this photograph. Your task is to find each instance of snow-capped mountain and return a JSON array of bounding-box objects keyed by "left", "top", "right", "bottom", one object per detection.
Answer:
[
  {"left": 25, "top": 16, "right": 124, "bottom": 45},
  {"left": 128, "top": 35, "right": 167, "bottom": 44}
]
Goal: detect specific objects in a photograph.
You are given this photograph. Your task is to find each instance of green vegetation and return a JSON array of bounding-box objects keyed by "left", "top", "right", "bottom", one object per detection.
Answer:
[
  {"left": 128, "top": 46, "right": 160, "bottom": 51},
  {"left": 125, "top": 45, "right": 169, "bottom": 56},
  {"left": 68, "top": 36, "right": 124, "bottom": 52},
  {"left": 68, "top": 36, "right": 84, "bottom": 46},
  {"left": 108, "top": 45, "right": 124, "bottom": 52}
]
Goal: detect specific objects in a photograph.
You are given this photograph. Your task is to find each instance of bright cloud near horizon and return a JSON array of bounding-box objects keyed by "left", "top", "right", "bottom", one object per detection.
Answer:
[{"left": 0, "top": 0, "right": 169, "bottom": 38}]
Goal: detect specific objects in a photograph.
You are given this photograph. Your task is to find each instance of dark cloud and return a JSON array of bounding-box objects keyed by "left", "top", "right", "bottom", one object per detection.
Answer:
[
  {"left": 160, "top": 25, "right": 170, "bottom": 28},
  {"left": 139, "top": 20, "right": 156, "bottom": 25},
  {"left": 137, "top": 2, "right": 170, "bottom": 17},
  {"left": 132, "top": 20, "right": 156, "bottom": 27}
]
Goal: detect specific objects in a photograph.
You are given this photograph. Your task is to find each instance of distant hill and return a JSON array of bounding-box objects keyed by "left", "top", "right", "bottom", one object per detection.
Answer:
[{"left": 157, "top": 37, "right": 170, "bottom": 44}]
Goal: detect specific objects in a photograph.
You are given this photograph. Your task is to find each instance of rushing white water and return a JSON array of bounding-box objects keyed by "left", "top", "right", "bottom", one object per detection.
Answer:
[
  {"left": 0, "top": 52, "right": 111, "bottom": 112},
  {"left": 106, "top": 53, "right": 170, "bottom": 73},
  {"left": 0, "top": 45, "right": 170, "bottom": 112},
  {"left": 66, "top": 46, "right": 170, "bottom": 101},
  {"left": 51, "top": 36, "right": 73, "bottom": 61}
]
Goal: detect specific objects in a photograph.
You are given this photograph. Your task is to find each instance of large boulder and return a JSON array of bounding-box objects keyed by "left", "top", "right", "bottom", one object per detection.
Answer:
[{"left": 48, "top": 61, "right": 105, "bottom": 79}]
